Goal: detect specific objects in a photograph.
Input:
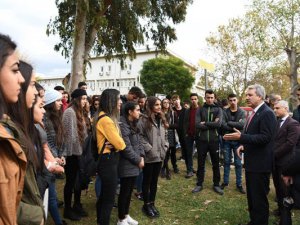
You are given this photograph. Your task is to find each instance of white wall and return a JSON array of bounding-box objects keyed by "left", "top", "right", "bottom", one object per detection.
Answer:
[
  {"left": 86, "top": 52, "right": 156, "bottom": 95},
  {"left": 39, "top": 50, "right": 203, "bottom": 97}
]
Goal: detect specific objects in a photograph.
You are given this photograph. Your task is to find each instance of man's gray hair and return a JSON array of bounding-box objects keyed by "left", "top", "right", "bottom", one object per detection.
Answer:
[
  {"left": 247, "top": 84, "right": 266, "bottom": 99},
  {"left": 276, "top": 100, "right": 289, "bottom": 112}
]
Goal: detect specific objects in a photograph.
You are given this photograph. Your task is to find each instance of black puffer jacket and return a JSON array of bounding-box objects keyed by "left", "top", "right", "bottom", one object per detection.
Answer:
[
  {"left": 195, "top": 103, "right": 222, "bottom": 142},
  {"left": 118, "top": 116, "right": 144, "bottom": 178},
  {"left": 221, "top": 107, "right": 246, "bottom": 135}
]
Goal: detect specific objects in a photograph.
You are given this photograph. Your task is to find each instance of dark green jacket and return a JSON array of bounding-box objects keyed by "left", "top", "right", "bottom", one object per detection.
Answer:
[{"left": 195, "top": 103, "right": 222, "bottom": 142}]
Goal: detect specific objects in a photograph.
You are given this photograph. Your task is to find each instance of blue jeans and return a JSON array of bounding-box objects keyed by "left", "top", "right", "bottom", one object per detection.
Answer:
[
  {"left": 223, "top": 140, "right": 242, "bottom": 187},
  {"left": 48, "top": 180, "right": 63, "bottom": 225},
  {"left": 95, "top": 175, "right": 102, "bottom": 199},
  {"left": 135, "top": 171, "right": 143, "bottom": 193}
]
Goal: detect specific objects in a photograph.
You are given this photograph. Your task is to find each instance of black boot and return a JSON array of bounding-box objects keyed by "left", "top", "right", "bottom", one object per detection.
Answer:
[
  {"left": 73, "top": 203, "right": 88, "bottom": 217},
  {"left": 142, "top": 204, "right": 156, "bottom": 218},
  {"left": 166, "top": 169, "right": 171, "bottom": 180},
  {"left": 150, "top": 202, "right": 160, "bottom": 217},
  {"left": 59, "top": 220, "right": 68, "bottom": 225},
  {"left": 64, "top": 208, "right": 81, "bottom": 221},
  {"left": 160, "top": 168, "right": 166, "bottom": 178},
  {"left": 173, "top": 167, "right": 179, "bottom": 174}
]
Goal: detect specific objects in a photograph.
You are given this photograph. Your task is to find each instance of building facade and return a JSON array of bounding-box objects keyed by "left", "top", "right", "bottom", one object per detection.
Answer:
[{"left": 39, "top": 49, "right": 204, "bottom": 96}]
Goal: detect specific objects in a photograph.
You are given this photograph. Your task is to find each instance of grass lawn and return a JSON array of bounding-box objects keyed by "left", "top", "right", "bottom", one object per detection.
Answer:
[{"left": 47, "top": 155, "right": 300, "bottom": 225}]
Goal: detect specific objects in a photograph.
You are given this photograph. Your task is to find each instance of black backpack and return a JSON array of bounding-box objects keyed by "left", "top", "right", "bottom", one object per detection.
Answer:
[{"left": 75, "top": 114, "right": 107, "bottom": 191}]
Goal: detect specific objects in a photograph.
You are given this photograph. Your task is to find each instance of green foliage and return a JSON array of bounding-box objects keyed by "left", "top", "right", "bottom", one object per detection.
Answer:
[
  {"left": 251, "top": 61, "right": 291, "bottom": 99},
  {"left": 206, "top": 14, "right": 274, "bottom": 100},
  {"left": 251, "top": 0, "right": 300, "bottom": 52},
  {"left": 140, "top": 57, "right": 194, "bottom": 100},
  {"left": 206, "top": 1, "right": 299, "bottom": 104},
  {"left": 47, "top": 0, "right": 192, "bottom": 62},
  {"left": 249, "top": 0, "right": 300, "bottom": 108}
]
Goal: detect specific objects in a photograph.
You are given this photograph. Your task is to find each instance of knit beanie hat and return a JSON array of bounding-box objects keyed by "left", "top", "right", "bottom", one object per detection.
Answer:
[
  {"left": 71, "top": 88, "right": 87, "bottom": 99},
  {"left": 44, "top": 89, "right": 62, "bottom": 106}
]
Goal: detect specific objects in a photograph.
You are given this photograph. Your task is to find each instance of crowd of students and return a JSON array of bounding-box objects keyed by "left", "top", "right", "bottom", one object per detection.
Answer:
[{"left": 1, "top": 32, "right": 300, "bottom": 225}]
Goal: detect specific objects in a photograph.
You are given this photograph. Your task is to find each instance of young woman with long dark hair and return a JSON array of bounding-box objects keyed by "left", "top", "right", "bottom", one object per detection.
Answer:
[
  {"left": 117, "top": 102, "right": 144, "bottom": 225},
  {"left": 90, "top": 95, "right": 100, "bottom": 117},
  {"left": 44, "top": 89, "right": 65, "bottom": 166},
  {"left": 95, "top": 89, "right": 126, "bottom": 225},
  {"left": 7, "top": 60, "right": 46, "bottom": 225},
  {"left": 62, "top": 89, "right": 88, "bottom": 221},
  {"left": 161, "top": 98, "right": 178, "bottom": 180},
  {"left": 0, "top": 33, "right": 27, "bottom": 225},
  {"left": 41, "top": 89, "right": 66, "bottom": 225},
  {"left": 138, "top": 96, "right": 168, "bottom": 218}
]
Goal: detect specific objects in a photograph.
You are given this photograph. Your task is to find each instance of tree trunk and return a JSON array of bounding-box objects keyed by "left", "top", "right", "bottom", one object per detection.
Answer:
[
  {"left": 68, "top": 0, "right": 112, "bottom": 92},
  {"left": 69, "top": 0, "right": 87, "bottom": 92},
  {"left": 287, "top": 48, "right": 300, "bottom": 110}
]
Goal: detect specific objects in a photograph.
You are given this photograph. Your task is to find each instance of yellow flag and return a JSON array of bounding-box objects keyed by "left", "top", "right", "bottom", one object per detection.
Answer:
[{"left": 198, "top": 59, "right": 215, "bottom": 72}]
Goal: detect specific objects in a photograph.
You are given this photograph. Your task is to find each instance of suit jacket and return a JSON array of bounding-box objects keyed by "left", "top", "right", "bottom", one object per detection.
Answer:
[
  {"left": 240, "top": 103, "right": 277, "bottom": 173},
  {"left": 274, "top": 117, "right": 300, "bottom": 167},
  {"left": 282, "top": 145, "right": 300, "bottom": 208},
  {"left": 292, "top": 105, "right": 300, "bottom": 123},
  {"left": 282, "top": 143, "right": 300, "bottom": 176}
]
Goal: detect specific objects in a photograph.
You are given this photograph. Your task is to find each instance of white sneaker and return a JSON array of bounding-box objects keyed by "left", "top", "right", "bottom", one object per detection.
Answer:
[
  {"left": 117, "top": 219, "right": 129, "bottom": 225},
  {"left": 126, "top": 215, "right": 138, "bottom": 225}
]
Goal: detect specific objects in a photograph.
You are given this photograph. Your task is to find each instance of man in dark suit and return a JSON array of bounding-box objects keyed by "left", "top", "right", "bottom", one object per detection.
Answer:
[
  {"left": 224, "top": 84, "right": 277, "bottom": 225},
  {"left": 273, "top": 100, "right": 300, "bottom": 218}
]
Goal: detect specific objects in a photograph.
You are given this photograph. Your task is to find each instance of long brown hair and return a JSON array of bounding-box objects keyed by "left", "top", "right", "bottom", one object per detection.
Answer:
[
  {"left": 44, "top": 102, "right": 64, "bottom": 147},
  {"left": 97, "top": 89, "right": 120, "bottom": 130},
  {"left": 68, "top": 96, "right": 86, "bottom": 145},
  {"left": 144, "top": 96, "right": 167, "bottom": 130},
  {"left": 7, "top": 60, "right": 39, "bottom": 168}
]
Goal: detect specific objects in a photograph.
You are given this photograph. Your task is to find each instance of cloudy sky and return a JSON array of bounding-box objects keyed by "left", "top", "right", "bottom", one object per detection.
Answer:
[{"left": 0, "top": 0, "right": 248, "bottom": 76}]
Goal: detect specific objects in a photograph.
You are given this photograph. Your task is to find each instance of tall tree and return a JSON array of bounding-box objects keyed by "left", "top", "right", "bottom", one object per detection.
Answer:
[
  {"left": 140, "top": 57, "right": 195, "bottom": 99},
  {"left": 250, "top": 0, "right": 300, "bottom": 108},
  {"left": 206, "top": 15, "right": 272, "bottom": 101},
  {"left": 251, "top": 61, "right": 291, "bottom": 99},
  {"left": 47, "top": 0, "right": 192, "bottom": 91}
]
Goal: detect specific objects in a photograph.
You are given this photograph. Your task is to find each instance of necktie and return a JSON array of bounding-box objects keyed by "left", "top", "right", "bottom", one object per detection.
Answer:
[
  {"left": 245, "top": 111, "right": 255, "bottom": 131},
  {"left": 277, "top": 119, "right": 283, "bottom": 129}
]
